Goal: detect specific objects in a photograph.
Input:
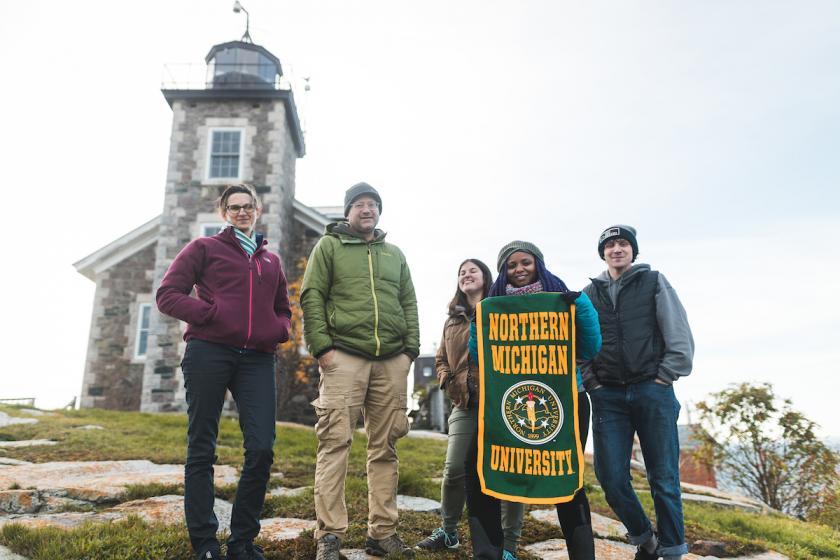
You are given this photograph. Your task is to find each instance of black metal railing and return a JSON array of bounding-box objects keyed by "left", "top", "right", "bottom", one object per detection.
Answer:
[{"left": 161, "top": 63, "right": 290, "bottom": 91}]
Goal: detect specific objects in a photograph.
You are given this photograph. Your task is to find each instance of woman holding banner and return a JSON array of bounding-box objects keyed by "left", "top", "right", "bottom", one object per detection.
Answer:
[
  {"left": 465, "top": 241, "right": 601, "bottom": 560},
  {"left": 415, "top": 259, "right": 525, "bottom": 558}
]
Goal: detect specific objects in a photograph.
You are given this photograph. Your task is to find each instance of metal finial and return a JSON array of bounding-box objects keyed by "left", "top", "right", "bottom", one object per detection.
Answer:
[{"left": 232, "top": 1, "right": 252, "bottom": 43}]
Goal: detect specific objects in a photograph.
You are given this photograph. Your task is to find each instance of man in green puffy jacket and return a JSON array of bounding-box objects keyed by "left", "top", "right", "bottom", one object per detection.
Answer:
[{"left": 301, "top": 182, "right": 419, "bottom": 560}]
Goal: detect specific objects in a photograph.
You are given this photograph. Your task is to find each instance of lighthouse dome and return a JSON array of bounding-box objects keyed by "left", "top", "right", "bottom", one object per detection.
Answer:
[{"left": 205, "top": 40, "right": 282, "bottom": 89}]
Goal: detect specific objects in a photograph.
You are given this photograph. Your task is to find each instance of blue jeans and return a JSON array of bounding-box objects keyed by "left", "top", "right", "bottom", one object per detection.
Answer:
[
  {"left": 590, "top": 381, "right": 687, "bottom": 557},
  {"left": 182, "top": 339, "right": 277, "bottom": 555}
]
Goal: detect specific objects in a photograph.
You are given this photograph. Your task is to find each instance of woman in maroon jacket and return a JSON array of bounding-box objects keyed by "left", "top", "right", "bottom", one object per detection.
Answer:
[{"left": 157, "top": 184, "right": 291, "bottom": 560}]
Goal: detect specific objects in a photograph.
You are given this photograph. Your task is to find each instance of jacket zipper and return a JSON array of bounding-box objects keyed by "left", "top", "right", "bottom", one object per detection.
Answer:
[
  {"left": 244, "top": 249, "right": 263, "bottom": 348},
  {"left": 605, "top": 279, "right": 626, "bottom": 383},
  {"left": 245, "top": 260, "right": 254, "bottom": 349},
  {"left": 367, "top": 246, "right": 381, "bottom": 356},
  {"left": 228, "top": 228, "right": 260, "bottom": 350}
]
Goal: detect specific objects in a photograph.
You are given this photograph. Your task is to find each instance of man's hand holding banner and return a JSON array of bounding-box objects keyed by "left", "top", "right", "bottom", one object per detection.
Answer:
[{"left": 476, "top": 293, "right": 584, "bottom": 504}]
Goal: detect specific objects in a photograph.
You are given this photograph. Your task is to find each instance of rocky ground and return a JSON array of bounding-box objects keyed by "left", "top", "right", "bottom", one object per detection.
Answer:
[{"left": 0, "top": 411, "right": 789, "bottom": 559}]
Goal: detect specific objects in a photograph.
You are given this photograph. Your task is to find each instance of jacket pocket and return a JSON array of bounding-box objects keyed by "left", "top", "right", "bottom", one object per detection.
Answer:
[{"left": 313, "top": 394, "right": 351, "bottom": 445}]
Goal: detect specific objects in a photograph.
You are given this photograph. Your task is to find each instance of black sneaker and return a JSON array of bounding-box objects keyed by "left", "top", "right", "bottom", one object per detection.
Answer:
[
  {"left": 365, "top": 534, "right": 415, "bottom": 557},
  {"left": 634, "top": 545, "right": 660, "bottom": 560},
  {"left": 197, "top": 545, "right": 222, "bottom": 560},
  {"left": 316, "top": 534, "right": 342, "bottom": 560},
  {"left": 415, "top": 527, "right": 460, "bottom": 551},
  {"left": 226, "top": 543, "right": 265, "bottom": 560}
]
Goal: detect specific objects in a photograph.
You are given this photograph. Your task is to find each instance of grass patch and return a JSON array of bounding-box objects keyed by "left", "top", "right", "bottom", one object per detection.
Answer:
[
  {"left": 1, "top": 405, "right": 839, "bottom": 559},
  {"left": 122, "top": 482, "right": 184, "bottom": 502},
  {"left": 0, "top": 517, "right": 193, "bottom": 560},
  {"left": 262, "top": 488, "right": 316, "bottom": 519},
  {"left": 683, "top": 502, "right": 840, "bottom": 559},
  {"left": 396, "top": 468, "right": 439, "bottom": 499}
]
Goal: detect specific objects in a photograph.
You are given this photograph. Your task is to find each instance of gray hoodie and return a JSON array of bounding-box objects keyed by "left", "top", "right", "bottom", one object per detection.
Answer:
[{"left": 582, "top": 263, "right": 694, "bottom": 387}]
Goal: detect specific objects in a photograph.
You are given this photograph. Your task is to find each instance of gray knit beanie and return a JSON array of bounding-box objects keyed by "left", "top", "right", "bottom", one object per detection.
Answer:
[
  {"left": 496, "top": 240, "right": 544, "bottom": 272},
  {"left": 343, "top": 182, "right": 382, "bottom": 216},
  {"left": 597, "top": 225, "right": 638, "bottom": 261}
]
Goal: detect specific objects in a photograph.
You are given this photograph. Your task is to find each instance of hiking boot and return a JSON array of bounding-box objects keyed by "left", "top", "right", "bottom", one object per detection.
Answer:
[
  {"left": 415, "top": 527, "right": 460, "bottom": 551},
  {"left": 365, "top": 534, "right": 415, "bottom": 557},
  {"left": 316, "top": 534, "right": 342, "bottom": 560},
  {"left": 502, "top": 550, "right": 518, "bottom": 560},
  {"left": 226, "top": 543, "right": 265, "bottom": 560}
]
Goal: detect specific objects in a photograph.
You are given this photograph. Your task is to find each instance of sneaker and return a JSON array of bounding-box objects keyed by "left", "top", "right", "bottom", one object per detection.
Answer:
[
  {"left": 316, "top": 534, "right": 342, "bottom": 560},
  {"left": 502, "top": 550, "right": 518, "bottom": 560},
  {"left": 226, "top": 543, "right": 265, "bottom": 560},
  {"left": 365, "top": 534, "right": 415, "bottom": 557},
  {"left": 634, "top": 545, "right": 660, "bottom": 560},
  {"left": 415, "top": 527, "right": 460, "bottom": 551},
  {"left": 197, "top": 544, "right": 222, "bottom": 560}
]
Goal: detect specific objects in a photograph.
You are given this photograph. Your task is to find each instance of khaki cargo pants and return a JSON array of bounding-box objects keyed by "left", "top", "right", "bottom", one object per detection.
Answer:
[{"left": 312, "top": 349, "right": 411, "bottom": 541}]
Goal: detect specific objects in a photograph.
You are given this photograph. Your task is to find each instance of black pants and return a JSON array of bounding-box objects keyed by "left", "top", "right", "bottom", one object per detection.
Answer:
[
  {"left": 182, "top": 339, "right": 277, "bottom": 554},
  {"left": 466, "top": 393, "right": 593, "bottom": 560}
]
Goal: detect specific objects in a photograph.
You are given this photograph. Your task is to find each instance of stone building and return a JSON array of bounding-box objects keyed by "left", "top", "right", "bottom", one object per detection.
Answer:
[
  {"left": 631, "top": 424, "right": 717, "bottom": 488},
  {"left": 74, "top": 37, "right": 338, "bottom": 416}
]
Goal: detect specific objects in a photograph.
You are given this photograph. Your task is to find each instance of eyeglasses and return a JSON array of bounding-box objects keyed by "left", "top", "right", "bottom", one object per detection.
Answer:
[
  {"left": 351, "top": 200, "right": 379, "bottom": 211},
  {"left": 226, "top": 204, "right": 256, "bottom": 214}
]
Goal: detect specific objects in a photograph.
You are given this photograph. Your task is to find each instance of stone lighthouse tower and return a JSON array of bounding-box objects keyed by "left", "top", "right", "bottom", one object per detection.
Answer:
[{"left": 140, "top": 38, "right": 306, "bottom": 412}]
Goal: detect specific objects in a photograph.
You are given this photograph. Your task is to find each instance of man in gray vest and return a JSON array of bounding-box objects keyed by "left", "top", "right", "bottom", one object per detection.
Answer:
[{"left": 582, "top": 225, "right": 694, "bottom": 560}]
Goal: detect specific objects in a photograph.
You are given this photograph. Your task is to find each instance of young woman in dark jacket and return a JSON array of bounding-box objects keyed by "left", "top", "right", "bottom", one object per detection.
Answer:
[
  {"left": 465, "top": 241, "right": 602, "bottom": 560},
  {"left": 157, "top": 184, "right": 291, "bottom": 560},
  {"left": 415, "top": 259, "right": 525, "bottom": 556}
]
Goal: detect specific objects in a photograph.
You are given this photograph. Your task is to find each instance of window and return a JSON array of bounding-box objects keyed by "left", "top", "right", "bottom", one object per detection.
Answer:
[
  {"left": 201, "top": 223, "right": 225, "bottom": 237},
  {"left": 134, "top": 303, "right": 152, "bottom": 359},
  {"left": 209, "top": 129, "right": 242, "bottom": 179}
]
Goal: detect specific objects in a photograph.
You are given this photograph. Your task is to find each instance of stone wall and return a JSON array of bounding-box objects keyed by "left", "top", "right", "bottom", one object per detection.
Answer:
[
  {"left": 140, "top": 97, "right": 298, "bottom": 413},
  {"left": 79, "top": 243, "right": 156, "bottom": 410}
]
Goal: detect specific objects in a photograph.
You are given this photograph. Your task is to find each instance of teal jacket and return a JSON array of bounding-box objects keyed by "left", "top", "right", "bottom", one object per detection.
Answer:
[{"left": 301, "top": 222, "right": 420, "bottom": 360}]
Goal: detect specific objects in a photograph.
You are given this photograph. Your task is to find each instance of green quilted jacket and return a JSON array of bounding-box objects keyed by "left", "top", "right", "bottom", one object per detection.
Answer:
[{"left": 300, "top": 222, "right": 420, "bottom": 360}]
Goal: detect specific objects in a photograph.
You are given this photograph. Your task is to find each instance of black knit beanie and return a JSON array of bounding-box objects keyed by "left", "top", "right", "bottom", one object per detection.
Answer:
[
  {"left": 496, "top": 240, "right": 545, "bottom": 272},
  {"left": 597, "top": 225, "right": 638, "bottom": 261},
  {"left": 344, "top": 182, "right": 382, "bottom": 216}
]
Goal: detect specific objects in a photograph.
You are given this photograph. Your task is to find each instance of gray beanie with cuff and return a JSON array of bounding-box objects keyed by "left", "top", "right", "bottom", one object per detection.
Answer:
[
  {"left": 343, "top": 182, "right": 382, "bottom": 216},
  {"left": 597, "top": 225, "right": 638, "bottom": 261},
  {"left": 496, "top": 240, "right": 544, "bottom": 272}
]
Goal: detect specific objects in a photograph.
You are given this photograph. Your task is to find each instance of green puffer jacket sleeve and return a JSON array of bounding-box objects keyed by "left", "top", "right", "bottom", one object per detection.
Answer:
[
  {"left": 300, "top": 236, "right": 335, "bottom": 358},
  {"left": 399, "top": 255, "right": 420, "bottom": 359}
]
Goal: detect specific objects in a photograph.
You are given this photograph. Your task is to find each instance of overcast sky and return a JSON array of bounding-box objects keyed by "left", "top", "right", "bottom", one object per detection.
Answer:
[{"left": 1, "top": 1, "right": 838, "bottom": 436}]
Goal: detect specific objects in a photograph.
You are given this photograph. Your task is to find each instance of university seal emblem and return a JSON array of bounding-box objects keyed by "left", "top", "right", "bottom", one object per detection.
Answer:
[{"left": 501, "top": 380, "right": 563, "bottom": 445}]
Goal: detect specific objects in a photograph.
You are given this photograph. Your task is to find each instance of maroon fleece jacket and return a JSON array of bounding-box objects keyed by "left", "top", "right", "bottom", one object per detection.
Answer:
[{"left": 156, "top": 227, "right": 291, "bottom": 353}]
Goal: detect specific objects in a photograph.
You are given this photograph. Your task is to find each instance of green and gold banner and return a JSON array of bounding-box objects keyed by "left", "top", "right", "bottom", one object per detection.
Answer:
[{"left": 476, "top": 293, "right": 583, "bottom": 504}]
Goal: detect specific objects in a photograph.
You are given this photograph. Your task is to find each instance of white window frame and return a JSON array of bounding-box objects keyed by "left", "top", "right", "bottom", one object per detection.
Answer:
[
  {"left": 200, "top": 222, "right": 226, "bottom": 237},
  {"left": 206, "top": 127, "right": 245, "bottom": 182},
  {"left": 133, "top": 303, "right": 153, "bottom": 360}
]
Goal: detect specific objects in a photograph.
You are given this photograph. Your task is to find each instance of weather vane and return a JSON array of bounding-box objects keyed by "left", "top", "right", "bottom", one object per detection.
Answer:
[{"left": 233, "top": 1, "right": 252, "bottom": 43}]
